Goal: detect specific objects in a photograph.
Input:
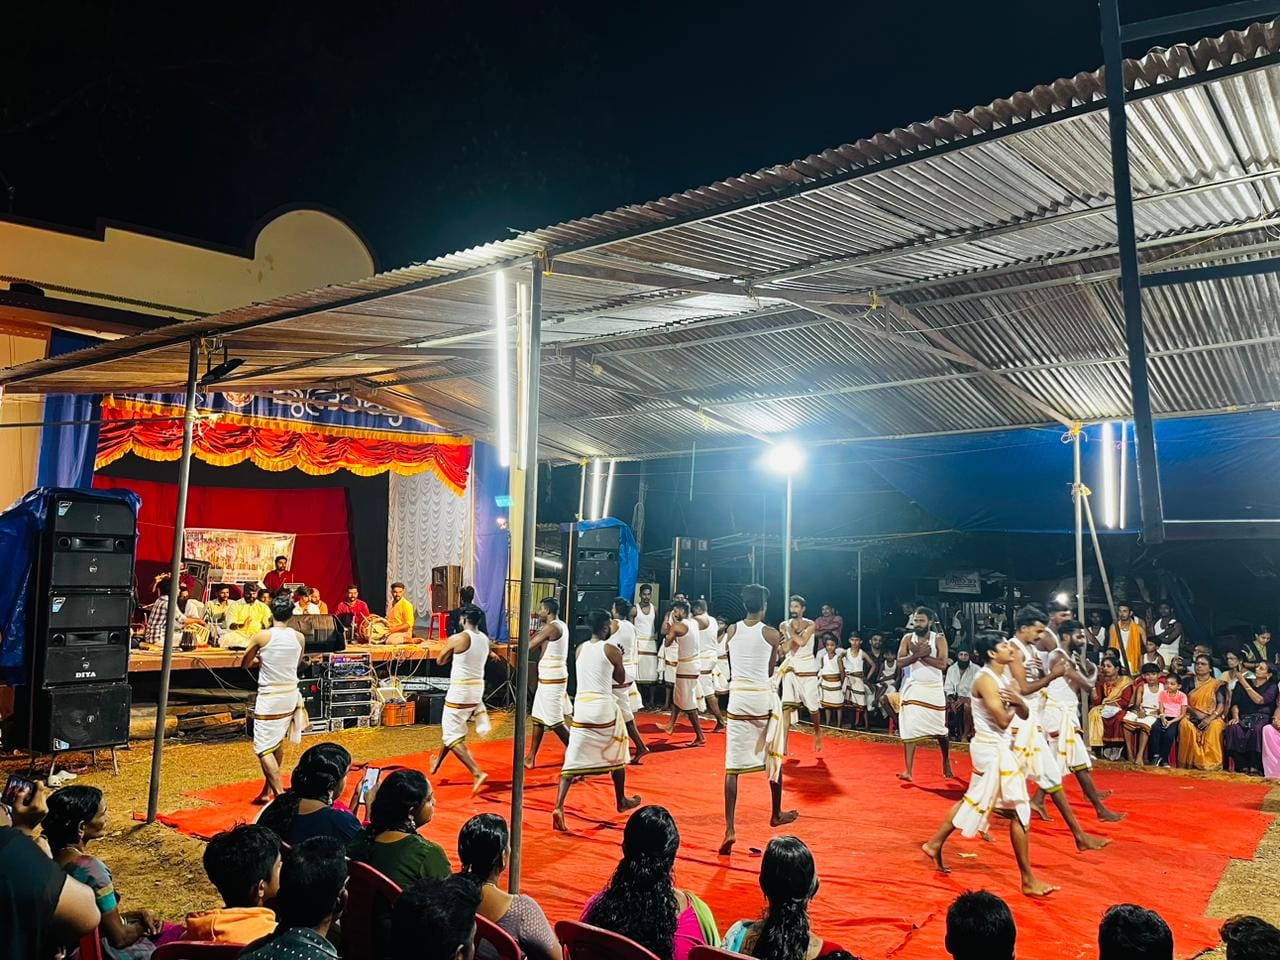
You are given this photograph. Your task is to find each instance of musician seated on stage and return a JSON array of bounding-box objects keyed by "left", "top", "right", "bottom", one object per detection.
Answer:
[
  {"left": 308, "top": 588, "right": 328, "bottom": 616},
  {"left": 334, "top": 586, "right": 371, "bottom": 631},
  {"left": 144, "top": 580, "right": 207, "bottom": 648},
  {"left": 386, "top": 581, "right": 415, "bottom": 643}
]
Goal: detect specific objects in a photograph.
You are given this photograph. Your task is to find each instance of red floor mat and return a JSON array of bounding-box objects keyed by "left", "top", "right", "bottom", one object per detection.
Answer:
[{"left": 157, "top": 720, "right": 1273, "bottom": 959}]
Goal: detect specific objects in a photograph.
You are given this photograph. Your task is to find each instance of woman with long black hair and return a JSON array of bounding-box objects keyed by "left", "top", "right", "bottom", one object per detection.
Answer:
[
  {"left": 348, "top": 769, "right": 449, "bottom": 887},
  {"left": 581, "top": 805, "right": 718, "bottom": 960},
  {"left": 723, "top": 836, "right": 847, "bottom": 960},
  {"left": 256, "top": 743, "right": 360, "bottom": 845},
  {"left": 458, "top": 813, "right": 560, "bottom": 960}
]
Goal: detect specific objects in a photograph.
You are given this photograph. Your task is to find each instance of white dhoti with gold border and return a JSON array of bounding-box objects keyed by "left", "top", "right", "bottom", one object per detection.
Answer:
[
  {"left": 562, "top": 691, "right": 630, "bottom": 776},
  {"left": 897, "top": 676, "right": 947, "bottom": 741},
  {"left": 952, "top": 729, "right": 1031, "bottom": 837},
  {"left": 443, "top": 676, "right": 490, "bottom": 748},
  {"left": 253, "top": 682, "right": 305, "bottom": 757},
  {"left": 725, "top": 679, "right": 788, "bottom": 782}
]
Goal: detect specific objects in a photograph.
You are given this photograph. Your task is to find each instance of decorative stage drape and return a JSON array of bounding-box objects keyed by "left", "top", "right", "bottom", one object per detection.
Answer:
[
  {"left": 95, "top": 396, "right": 472, "bottom": 489},
  {"left": 92, "top": 475, "right": 355, "bottom": 609},
  {"left": 387, "top": 470, "right": 472, "bottom": 622}
]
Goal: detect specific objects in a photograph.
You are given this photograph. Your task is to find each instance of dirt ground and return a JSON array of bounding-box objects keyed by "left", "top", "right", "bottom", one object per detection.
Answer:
[{"left": 3, "top": 715, "right": 1276, "bottom": 957}]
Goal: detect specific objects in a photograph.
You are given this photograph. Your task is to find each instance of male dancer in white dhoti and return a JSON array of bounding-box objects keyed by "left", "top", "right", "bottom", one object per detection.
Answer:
[
  {"left": 1006, "top": 605, "right": 1108, "bottom": 852},
  {"left": 691, "top": 598, "right": 727, "bottom": 731},
  {"left": 609, "top": 596, "right": 650, "bottom": 762},
  {"left": 659, "top": 592, "right": 685, "bottom": 710},
  {"left": 896, "top": 606, "right": 952, "bottom": 780},
  {"left": 525, "top": 597, "right": 572, "bottom": 769},
  {"left": 778, "top": 596, "right": 823, "bottom": 752},
  {"left": 632, "top": 583, "right": 659, "bottom": 708},
  {"left": 242, "top": 594, "right": 306, "bottom": 804},
  {"left": 433, "top": 607, "right": 494, "bottom": 795},
  {"left": 663, "top": 599, "right": 707, "bottom": 745},
  {"left": 553, "top": 609, "right": 642, "bottom": 831},
  {"left": 1038, "top": 619, "right": 1126, "bottom": 822},
  {"left": 720, "top": 582, "right": 794, "bottom": 855},
  {"left": 921, "top": 630, "right": 1058, "bottom": 897}
]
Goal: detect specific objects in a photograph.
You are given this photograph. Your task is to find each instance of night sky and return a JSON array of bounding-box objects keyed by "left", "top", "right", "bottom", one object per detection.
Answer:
[{"left": 4, "top": 0, "right": 1214, "bottom": 269}]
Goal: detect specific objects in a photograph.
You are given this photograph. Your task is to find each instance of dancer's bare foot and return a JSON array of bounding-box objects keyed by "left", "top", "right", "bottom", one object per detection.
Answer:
[
  {"left": 1075, "top": 832, "right": 1110, "bottom": 852},
  {"left": 942, "top": 764, "right": 958, "bottom": 780},
  {"left": 718, "top": 833, "right": 735, "bottom": 856},
  {"left": 979, "top": 831, "right": 995, "bottom": 843},
  {"left": 921, "top": 841, "right": 949, "bottom": 874},
  {"left": 664, "top": 722, "right": 675, "bottom": 734},
  {"left": 896, "top": 771, "right": 913, "bottom": 782},
  {"left": 691, "top": 737, "right": 706, "bottom": 747},
  {"left": 471, "top": 772, "right": 489, "bottom": 797},
  {"left": 617, "top": 794, "right": 642, "bottom": 813},
  {"left": 552, "top": 809, "right": 567, "bottom": 832},
  {"left": 251, "top": 790, "right": 272, "bottom": 805},
  {"left": 771, "top": 809, "right": 799, "bottom": 827},
  {"left": 1031, "top": 796, "right": 1053, "bottom": 822},
  {"left": 1096, "top": 790, "right": 1113, "bottom": 801},
  {"left": 523, "top": 755, "right": 535, "bottom": 770},
  {"left": 1022, "top": 878, "right": 1060, "bottom": 897},
  {"left": 629, "top": 746, "right": 650, "bottom": 765},
  {"left": 712, "top": 723, "right": 725, "bottom": 733},
  {"left": 1097, "top": 806, "right": 1126, "bottom": 823}
]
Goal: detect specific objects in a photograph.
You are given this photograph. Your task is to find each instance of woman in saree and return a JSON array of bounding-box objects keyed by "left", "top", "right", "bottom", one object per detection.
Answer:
[
  {"left": 1179, "top": 654, "right": 1229, "bottom": 770},
  {"left": 1224, "top": 661, "right": 1276, "bottom": 774},
  {"left": 1088, "top": 655, "right": 1134, "bottom": 760}
]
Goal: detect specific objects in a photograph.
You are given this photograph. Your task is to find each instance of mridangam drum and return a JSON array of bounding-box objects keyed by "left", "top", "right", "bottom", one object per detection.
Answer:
[{"left": 360, "top": 615, "right": 391, "bottom": 644}]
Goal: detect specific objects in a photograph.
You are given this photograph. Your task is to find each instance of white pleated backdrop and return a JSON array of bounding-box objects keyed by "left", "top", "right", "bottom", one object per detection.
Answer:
[{"left": 386, "top": 469, "right": 473, "bottom": 617}]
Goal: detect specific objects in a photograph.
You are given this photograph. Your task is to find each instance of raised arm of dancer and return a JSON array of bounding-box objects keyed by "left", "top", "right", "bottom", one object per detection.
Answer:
[
  {"left": 917, "top": 635, "right": 949, "bottom": 671},
  {"left": 974, "top": 672, "right": 1021, "bottom": 728},
  {"left": 896, "top": 634, "right": 918, "bottom": 665},
  {"left": 1013, "top": 649, "right": 1066, "bottom": 696},
  {"left": 436, "top": 629, "right": 473, "bottom": 666}
]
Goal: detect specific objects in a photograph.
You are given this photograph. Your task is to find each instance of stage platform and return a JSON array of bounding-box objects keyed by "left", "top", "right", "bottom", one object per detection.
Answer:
[
  {"left": 156, "top": 718, "right": 1274, "bottom": 960},
  {"left": 128, "top": 640, "right": 446, "bottom": 673}
]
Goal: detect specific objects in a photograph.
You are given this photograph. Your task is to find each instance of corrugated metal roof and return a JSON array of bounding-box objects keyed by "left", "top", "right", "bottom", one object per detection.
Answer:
[{"left": 5, "top": 16, "right": 1280, "bottom": 460}]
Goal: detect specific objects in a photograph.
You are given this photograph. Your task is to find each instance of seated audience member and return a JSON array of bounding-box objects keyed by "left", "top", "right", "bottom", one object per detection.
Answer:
[
  {"left": 1140, "top": 637, "right": 1165, "bottom": 672},
  {"left": 1225, "top": 662, "right": 1277, "bottom": 774},
  {"left": 1150, "top": 673, "right": 1187, "bottom": 766},
  {"left": 1098, "top": 904, "right": 1174, "bottom": 960},
  {"left": 1242, "top": 624, "right": 1277, "bottom": 669},
  {"left": 45, "top": 785, "right": 180, "bottom": 958},
  {"left": 1263, "top": 699, "right": 1280, "bottom": 779},
  {"left": 724, "top": 836, "right": 846, "bottom": 960},
  {"left": 1179, "top": 654, "right": 1229, "bottom": 770},
  {"left": 582, "top": 805, "right": 717, "bottom": 960},
  {"left": 183, "top": 823, "right": 281, "bottom": 944},
  {"left": 1089, "top": 655, "right": 1134, "bottom": 760},
  {"left": 348, "top": 769, "right": 450, "bottom": 887},
  {"left": 0, "top": 780, "right": 100, "bottom": 959},
  {"left": 875, "top": 650, "right": 901, "bottom": 728},
  {"left": 1220, "top": 915, "right": 1280, "bottom": 960},
  {"left": 944, "top": 890, "right": 1014, "bottom": 960},
  {"left": 1192, "top": 643, "right": 1223, "bottom": 677},
  {"left": 257, "top": 746, "right": 361, "bottom": 846},
  {"left": 458, "top": 813, "right": 559, "bottom": 960},
  {"left": 392, "top": 875, "right": 482, "bottom": 960},
  {"left": 241, "top": 836, "right": 348, "bottom": 960},
  {"left": 294, "top": 585, "right": 320, "bottom": 615},
  {"left": 1123, "top": 663, "right": 1164, "bottom": 764},
  {"left": 944, "top": 645, "right": 976, "bottom": 741},
  {"left": 1223, "top": 650, "right": 1248, "bottom": 693},
  {"left": 448, "top": 585, "right": 488, "bottom": 636}
]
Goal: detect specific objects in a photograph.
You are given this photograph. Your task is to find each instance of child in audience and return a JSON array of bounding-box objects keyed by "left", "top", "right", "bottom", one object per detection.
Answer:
[
  {"left": 1149, "top": 673, "right": 1188, "bottom": 766},
  {"left": 392, "top": 875, "right": 483, "bottom": 960},
  {"left": 241, "top": 836, "right": 348, "bottom": 960},
  {"left": 182, "top": 823, "right": 281, "bottom": 944},
  {"left": 945, "top": 890, "right": 1015, "bottom": 960}
]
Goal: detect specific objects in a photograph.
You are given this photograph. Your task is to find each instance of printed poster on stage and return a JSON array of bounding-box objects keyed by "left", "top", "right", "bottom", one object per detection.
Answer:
[{"left": 183, "top": 528, "right": 295, "bottom": 586}]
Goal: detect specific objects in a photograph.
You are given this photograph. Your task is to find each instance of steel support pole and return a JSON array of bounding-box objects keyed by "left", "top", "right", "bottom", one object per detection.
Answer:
[
  {"left": 508, "top": 258, "right": 543, "bottom": 893},
  {"left": 856, "top": 549, "right": 863, "bottom": 633},
  {"left": 1082, "top": 494, "right": 1118, "bottom": 625},
  {"left": 1073, "top": 426, "right": 1089, "bottom": 732},
  {"left": 577, "top": 458, "right": 587, "bottom": 520},
  {"left": 1101, "top": 0, "right": 1165, "bottom": 543},
  {"left": 145, "top": 338, "right": 199, "bottom": 823},
  {"left": 782, "top": 475, "right": 793, "bottom": 606}
]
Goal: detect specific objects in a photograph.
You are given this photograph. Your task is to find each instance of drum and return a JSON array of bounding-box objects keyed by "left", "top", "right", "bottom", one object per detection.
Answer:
[
  {"left": 360, "top": 615, "right": 391, "bottom": 644},
  {"left": 181, "top": 620, "right": 211, "bottom": 650}
]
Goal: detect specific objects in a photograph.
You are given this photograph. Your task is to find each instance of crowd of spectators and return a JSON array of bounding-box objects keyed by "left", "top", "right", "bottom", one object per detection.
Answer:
[{"left": 5, "top": 736, "right": 1279, "bottom": 960}]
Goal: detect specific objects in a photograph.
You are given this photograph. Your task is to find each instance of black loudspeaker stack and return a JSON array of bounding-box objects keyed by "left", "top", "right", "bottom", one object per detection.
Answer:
[
  {"left": 561, "top": 524, "right": 622, "bottom": 646},
  {"left": 671, "top": 536, "right": 710, "bottom": 602},
  {"left": 21, "top": 492, "right": 136, "bottom": 753}
]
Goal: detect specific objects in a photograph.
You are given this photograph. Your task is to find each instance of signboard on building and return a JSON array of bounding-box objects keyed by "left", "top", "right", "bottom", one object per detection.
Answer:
[{"left": 938, "top": 571, "right": 982, "bottom": 595}]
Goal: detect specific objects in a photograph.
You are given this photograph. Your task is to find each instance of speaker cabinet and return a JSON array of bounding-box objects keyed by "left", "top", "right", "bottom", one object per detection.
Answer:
[
  {"left": 50, "top": 497, "right": 136, "bottom": 537},
  {"left": 28, "top": 682, "right": 131, "bottom": 752}
]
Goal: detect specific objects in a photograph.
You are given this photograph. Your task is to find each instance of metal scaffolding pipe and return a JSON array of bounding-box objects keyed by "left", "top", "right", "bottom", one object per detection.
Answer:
[
  {"left": 508, "top": 258, "right": 544, "bottom": 893},
  {"left": 145, "top": 338, "right": 200, "bottom": 823}
]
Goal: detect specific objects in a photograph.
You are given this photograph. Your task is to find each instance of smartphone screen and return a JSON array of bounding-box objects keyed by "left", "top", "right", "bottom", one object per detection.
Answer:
[
  {"left": 2, "top": 775, "right": 34, "bottom": 807},
  {"left": 357, "top": 766, "right": 382, "bottom": 804}
]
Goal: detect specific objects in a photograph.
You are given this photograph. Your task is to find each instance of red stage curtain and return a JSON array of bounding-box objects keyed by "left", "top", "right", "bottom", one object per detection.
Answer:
[
  {"left": 95, "top": 398, "right": 472, "bottom": 491},
  {"left": 93, "top": 475, "right": 355, "bottom": 609}
]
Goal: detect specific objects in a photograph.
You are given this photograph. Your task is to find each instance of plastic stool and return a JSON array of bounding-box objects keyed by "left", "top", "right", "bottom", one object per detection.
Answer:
[{"left": 430, "top": 610, "right": 449, "bottom": 639}]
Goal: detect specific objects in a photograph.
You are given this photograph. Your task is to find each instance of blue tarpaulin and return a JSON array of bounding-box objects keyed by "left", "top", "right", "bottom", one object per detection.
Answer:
[
  {"left": 0, "top": 487, "right": 141, "bottom": 686},
  {"left": 564, "top": 518, "right": 639, "bottom": 599},
  {"left": 36, "top": 331, "right": 104, "bottom": 489}
]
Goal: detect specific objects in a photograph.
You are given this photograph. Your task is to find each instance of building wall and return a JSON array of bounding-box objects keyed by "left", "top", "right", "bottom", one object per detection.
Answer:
[{"left": 0, "top": 326, "right": 48, "bottom": 508}]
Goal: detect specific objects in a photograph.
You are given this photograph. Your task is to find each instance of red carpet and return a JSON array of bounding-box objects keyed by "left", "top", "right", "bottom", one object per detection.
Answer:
[{"left": 158, "top": 720, "right": 1274, "bottom": 960}]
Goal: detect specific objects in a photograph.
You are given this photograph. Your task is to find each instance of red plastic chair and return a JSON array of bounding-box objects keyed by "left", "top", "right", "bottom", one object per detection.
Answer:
[
  {"left": 555, "top": 920, "right": 662, "bottom": 960},
  {"left": 690, "top": 947, "right": 742, "bottom": 960},
  {"left": 475, "top": 912, "right": 521, "bottom": 960},
  {"left": 153, "top": 944, "right": 244, "bottom": 959},
  {"left": 343, "top": 859, "right": 403, "bottom": 960},
  {"left": 77, "top": 929, "right": 105, "bottom": 960}
]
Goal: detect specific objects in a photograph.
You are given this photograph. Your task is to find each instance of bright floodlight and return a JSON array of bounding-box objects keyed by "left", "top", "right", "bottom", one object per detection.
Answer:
[
  {"left": 766, "top": 441, "right": 805, "bottom": 475},
  {"left": 1055, "top": 592, "right": 1070, "bottom": 605}
]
